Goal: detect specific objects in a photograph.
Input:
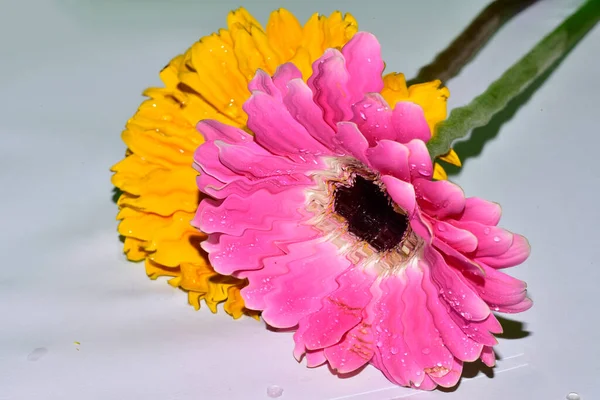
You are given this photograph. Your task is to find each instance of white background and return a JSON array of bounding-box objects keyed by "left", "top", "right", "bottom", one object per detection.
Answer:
[{"left": 1, "top": 0, "right": 598, "bottom": 399}]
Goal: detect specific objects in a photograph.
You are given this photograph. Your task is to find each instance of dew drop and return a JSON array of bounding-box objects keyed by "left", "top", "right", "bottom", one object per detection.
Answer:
[
  {"left": 484, "top": 227, "right": 491, "bottom": 235},
  {"left": 566, "top": 393, "right": 580, "bottom": 400},
  {"left": 390, "top": 347, "right": 399, "bottom": 355},
  {"left": 437, "top": 224, "right": 446, "bottom": 232},
  {"left": 267, "top": 385, "right": 284, "bottom": 398},
  {"left": 493, "top": 236, "right": 501, "bottom": 242},
  {"left": 422, "top": 348, "right": 431, "bottom": 355}
]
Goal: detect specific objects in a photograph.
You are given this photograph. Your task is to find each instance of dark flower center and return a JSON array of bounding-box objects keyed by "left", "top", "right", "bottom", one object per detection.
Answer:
[{"left": 333, "top": 175, "right": 409, "bottom": 252}]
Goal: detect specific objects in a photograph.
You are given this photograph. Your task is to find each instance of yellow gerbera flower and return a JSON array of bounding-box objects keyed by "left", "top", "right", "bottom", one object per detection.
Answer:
[{"left": 111, "top": 7, "right": 461, "bottom": 319}]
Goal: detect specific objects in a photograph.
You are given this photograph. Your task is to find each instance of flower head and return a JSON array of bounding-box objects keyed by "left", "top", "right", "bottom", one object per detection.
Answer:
[
  {"left": 192, "top": 32, "right": 531, "bottom": 389},
  {"left": 111, "top": 8, "right": 458, "bottom": 318}
]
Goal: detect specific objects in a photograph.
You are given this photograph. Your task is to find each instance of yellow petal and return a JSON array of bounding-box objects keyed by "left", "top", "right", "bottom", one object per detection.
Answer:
[
  {"left": 223, "top": 285, "right": 249, "bottom": 320},
  {"left": 149, "top": 231, "right": 207, "bottom": 267},
  {"left": 227, "top": 7, "right": 264, "bottom": 31},
  {"left": 322, "top": 11, "right": 358, "bottom": 50},
  {"left": 144, "top": 258, "right": 180, "bottom": 280},
  {"left": 159, "top": 54, "right": 185, "bottom": 90},
  {"left": 299, "top": 13, "right": 326, "bottom": 61},
  {"left": 266, "top": 9, "right": 303, "bottom": 60},
  {"left": 288, "top": 46, "right": 313, "bottom": 81},
  {"left": 122, "top": 237, "right": 149, "bottom": 261},
  {"left": 438, "top": 148, "right": 462, "bottom": 167},
  {"left": 180, "top": 33, "right": 248, "bottom": 123},
  {"left": 407, "top": 80, "right": 450, "bottom": 135},
  {"left": 380, "top": 73, "right": 410, "bottom": 106},
  {"left": 433, "top": 163, "right": 449, "bottom": 181}
]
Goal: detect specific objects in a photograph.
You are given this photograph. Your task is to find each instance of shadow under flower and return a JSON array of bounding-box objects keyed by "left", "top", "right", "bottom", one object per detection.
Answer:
[
  {"left": 111, "top": 187, "right": 123, "bottom": 204},
  {"left": 495, "top": 315, "right": 531, "bottom": 340}
]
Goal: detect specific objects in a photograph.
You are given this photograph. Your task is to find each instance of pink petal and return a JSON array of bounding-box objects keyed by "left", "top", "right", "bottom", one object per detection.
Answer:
[
  {"left": 341, "top": 32, "right": 385, "bottom": 100},
  {"left": 203, "top": 220, "right": 319, "bottom": 276},
  {"left": 272, "top": 62, "right": 303, "bottom": 95},
  {"left": 248, "top": 69, "right": 281, "bottom": 100},
  {"left": 428, "top": 358, "right": 463, "bottom": 388},
  {"left": 260, "top": 240, "right": 352, "bottom": 328},
  {"left": 415, "top": 179, "right": 466, "bottom": 220},
  {"left": 380, "top": 175, "right": 416, "bottom": 217},
  {"left": 477, "top": 234, "right": 531, "bottom": 269},
  {"left": 459, "top": 197, "right": 502, "bottom": 226},
  {"left": 452, "top": 220, "right": 513, "bottom": 258},
  {"left": 307, "top": 49, "right": 353, "bottom": 128},
  {"left": 462, "top": 262, "right": 529, "bottom": 308},
  {"left": 322, "top": 282, "right": 380, "bottom": 374},
  {"left": 433, "top": 220, "right": 478, "bottom": 253},
  {"left": 194, "top": 187, "right": 306, "bottom": 236},
  {"left": 366, "top": 139, "right": 410, "bottom": 182},
  {"left": 284, "top": 78, "right": 337, "bottom": 149},
  {"left": 480, "top": 346, "right": 496, "bottom": 367},
  {"left": 411, "top": 209, "right": 434, "bottom": 242},
  {"left": 323, "top": 324, "right": 374, "bottom": 374},
  {"left": 194, "top": 142, "right": 239, "bottom": 184},
  {"left": 425, "top": 246, "right": 490, "bottom": 321},
  {"left": 333, "top": 122, "right": 370, "bottom": 164},
  {"left": 306, "top": 350, "right": 327, "bottom": 367},
  {"left": 402, "top": 267, "right": 455, "bottom": 374},
  {"left": 243, "top": 91, "right": 331, "bottom": 160},
  {"left": 431, "top": 237, "right": 484, "bottom": 276},
  {"left": 301, "top": 267, "right": 378, "bottom": 350},
  {"left": 421, "top": 265, "right": 484, "bottom": 362},
  {"left": 405, "top": 139, "right": 434, "bottom": 180},
  {"left": 449, "top": 312, "right": 502, "bottom": 346},
  {"left": 412, "top": 375, "right": 437, "bottom": 391},
  {"left": 351, "top": 94, "right": 394, "bottom": 146},
  {"left": 373, "top": 275, "right": 424, "bottom": 387},
  {"left": 197, "top": 168, "right": 312, "bottom": 200},
  {"left": 216, "top": 140, "right": 314, "bottom": 179},
  {"left": 197, "top": 119, "right": 253, "bottom": 144},
  {"left": 392, "top": 101, "right": 431, "bottom": 143},
  {"left": 491, "top": 297, "right": 533, "bottom": 314}
]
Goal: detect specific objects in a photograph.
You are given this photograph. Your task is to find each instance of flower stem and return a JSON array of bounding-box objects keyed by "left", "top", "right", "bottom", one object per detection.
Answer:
[
  {"left": 409, "top": 0, "right": 539, "bottom": 85},
  {"left": 426, "top": 0, "right": 600, "bottom": 161}
]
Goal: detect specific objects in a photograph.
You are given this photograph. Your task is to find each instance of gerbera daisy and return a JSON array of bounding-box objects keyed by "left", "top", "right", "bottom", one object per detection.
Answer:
[
  {"left": 192, "top": 32, "right": 531, "bottom": 389},
  {"left": 111, "top": 7, "right": 460, "bottom": 318}
]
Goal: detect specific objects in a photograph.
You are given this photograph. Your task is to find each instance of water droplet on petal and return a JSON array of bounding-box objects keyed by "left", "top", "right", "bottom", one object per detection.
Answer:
[
  {"left": 493, "top": 236, "right": 501, "bottom": 242},
  {"left": 390, "top": 347, "right": 399, "bottom": 355},
  {"left": 422, "top": 348, "right": 431, "bottom": 355},
  {"left": 484, "top": 227, "right": 491, "bottom": 235},
  {"left": 566, "top": 393, "right": 580, "bottom": 400},
  {"left": 437, "top": 224, "right": 446, "bottom": 232}
]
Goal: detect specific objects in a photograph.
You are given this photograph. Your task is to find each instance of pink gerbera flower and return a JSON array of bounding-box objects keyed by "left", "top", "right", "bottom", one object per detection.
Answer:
[{"left": 192, "top": 32, "right": 532, "bottom": 390}]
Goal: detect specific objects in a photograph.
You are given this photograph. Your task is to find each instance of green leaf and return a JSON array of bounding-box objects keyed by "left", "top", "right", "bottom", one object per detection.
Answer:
[{"left": 426, "top": 0, "right": 600, "bottom": 161}]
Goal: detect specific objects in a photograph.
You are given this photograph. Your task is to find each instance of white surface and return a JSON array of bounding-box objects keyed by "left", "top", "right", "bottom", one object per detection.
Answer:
[{"left": 1, "top": 0, "right": 598, "bottom": 399}]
